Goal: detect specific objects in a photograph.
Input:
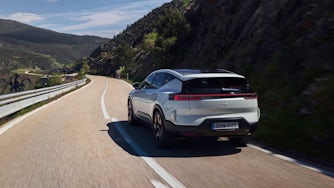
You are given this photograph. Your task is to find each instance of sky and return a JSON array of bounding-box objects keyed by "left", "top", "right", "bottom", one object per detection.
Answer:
[{"left": 0, "top": 0, "right": 171, "bottom": 38}]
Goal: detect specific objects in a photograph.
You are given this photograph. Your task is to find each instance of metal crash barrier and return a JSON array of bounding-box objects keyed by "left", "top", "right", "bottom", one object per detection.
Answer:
[{"left": 0, "top": 79, "right": 86, "bottom": 119}]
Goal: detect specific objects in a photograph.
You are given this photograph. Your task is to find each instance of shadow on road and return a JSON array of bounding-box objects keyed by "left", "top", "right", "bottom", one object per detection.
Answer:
[{"left": 106, "top": 121, "right": 241, "bottom": 158}]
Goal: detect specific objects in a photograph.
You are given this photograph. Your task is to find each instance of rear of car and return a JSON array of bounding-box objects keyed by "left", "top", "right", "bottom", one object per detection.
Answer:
[
  {"left": 128, "top": 69, "right": 260, "bottom": 147},
  {"left": 164, "top": 73, "right": 260, "bottom": 143}
]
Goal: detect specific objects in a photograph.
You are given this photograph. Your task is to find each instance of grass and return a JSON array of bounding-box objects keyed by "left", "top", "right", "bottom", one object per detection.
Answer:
[
  {"left": 11, "top": 67, "right": 43, "bottom": 75},
  {"left": 254, "top": 108, "right": 334, "bottom": 167}
]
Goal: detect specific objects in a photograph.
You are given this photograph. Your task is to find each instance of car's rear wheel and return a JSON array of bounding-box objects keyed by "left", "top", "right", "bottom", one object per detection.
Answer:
[
  {"left": 128, "top": 99, "right": 136, "bottom": 125},
  {"left": 153, "top": 110, "right": 172, "bottom": 148}
]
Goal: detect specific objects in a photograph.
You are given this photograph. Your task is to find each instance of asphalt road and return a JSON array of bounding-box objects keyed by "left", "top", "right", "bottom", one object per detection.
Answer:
[{"left": 0, "top": 75, "right": 333, "bottom": 188}]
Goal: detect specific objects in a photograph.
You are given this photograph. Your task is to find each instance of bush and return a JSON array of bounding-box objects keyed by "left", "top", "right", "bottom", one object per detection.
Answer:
[{"left": 47, "top": 76, "right": 62, "bottom": 87}]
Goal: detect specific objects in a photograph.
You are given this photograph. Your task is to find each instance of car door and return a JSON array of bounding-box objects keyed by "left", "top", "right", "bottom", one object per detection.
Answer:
[
  {"left": 131, "top": 73, "right": 156, "bottom": 119},
  {"left": 139, "top": 73, "right": 166, "bottom": 119}
]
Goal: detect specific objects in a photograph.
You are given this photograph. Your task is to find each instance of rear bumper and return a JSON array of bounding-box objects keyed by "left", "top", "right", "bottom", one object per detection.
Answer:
[{"left": 164, "top": 118, "right": 258, "bottom": 137}]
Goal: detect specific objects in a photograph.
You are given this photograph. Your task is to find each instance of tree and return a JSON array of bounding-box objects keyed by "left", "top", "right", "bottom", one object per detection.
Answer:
[
  {"left": 114, "top": 42, "right": 136, "bottom": 73},
  {"left": 81, "top": 62, "right": 90, "bottom": 74},
  {"left": 156, "top": 8, "right": 191, "bottom": 39},
  {"left": 143, "top": 31, "right": 158, "bottom": 49}
]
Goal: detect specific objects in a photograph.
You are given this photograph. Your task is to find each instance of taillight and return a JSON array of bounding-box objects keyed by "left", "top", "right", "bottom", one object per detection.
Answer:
[
  {"left": 169, "top": 93, "right": 257, "bottom": 100},
  {"left": 169, "top": 94, "right": 201, "bottom": 101}
]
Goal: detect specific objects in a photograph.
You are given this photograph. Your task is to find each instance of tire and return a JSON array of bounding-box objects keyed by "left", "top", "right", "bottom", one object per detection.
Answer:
[
  {"left": 229, "top": 136, "right": 249, "bottom": 147},
  {"left": 128, "top": 99, "right": 137, "bottom": 125},
  {"left": 152, "top": 110, "right": 172, "bottom": 148}
]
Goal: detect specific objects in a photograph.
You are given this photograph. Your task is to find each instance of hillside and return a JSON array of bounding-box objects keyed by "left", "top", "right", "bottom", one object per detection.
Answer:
[
  {"left": 85, "top": 0, "right": 334, "bottom": 165},
  {"left": 0, "top": 19, "right": 108, "bottom": 73},
  {"left": 0, "top": 19, "right": 108, "bottom": 94},
  {"left": 86, "top": 0, "right": 190, "bottom": 77}
]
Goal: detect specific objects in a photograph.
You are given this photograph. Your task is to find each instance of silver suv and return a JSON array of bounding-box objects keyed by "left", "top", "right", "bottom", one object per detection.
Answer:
[{"left": 128, "top": 69, "right": 260, "bottom": 147}]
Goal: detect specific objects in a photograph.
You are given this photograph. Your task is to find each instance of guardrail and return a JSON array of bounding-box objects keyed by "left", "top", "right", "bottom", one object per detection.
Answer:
[{"left": 0, "top": 79, "right": 86, "bottom": 119}]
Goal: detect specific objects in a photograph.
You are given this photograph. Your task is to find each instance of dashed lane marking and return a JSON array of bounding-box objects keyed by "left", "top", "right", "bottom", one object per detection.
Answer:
[
  {"left": 150, "top": 179, "right": 169, "bottom": 188},
  {"left": 112, "top": 118, "right": 186, "bottom": 188},
  {"left": 101, "top": 81, "right": 110, "bottom": 120}
]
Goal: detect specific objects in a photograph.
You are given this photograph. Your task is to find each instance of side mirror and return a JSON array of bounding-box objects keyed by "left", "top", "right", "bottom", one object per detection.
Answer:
[{"left": 132, "top": 82, "right": 140, "bottom": 89}]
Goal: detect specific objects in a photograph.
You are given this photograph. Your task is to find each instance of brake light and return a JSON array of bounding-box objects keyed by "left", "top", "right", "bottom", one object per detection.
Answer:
[
  {"left": 170, "top": 94, "right": 201, "bottom": 101},
  {"left": 170, "top": 93, "right": 257, "bottom": 101}
]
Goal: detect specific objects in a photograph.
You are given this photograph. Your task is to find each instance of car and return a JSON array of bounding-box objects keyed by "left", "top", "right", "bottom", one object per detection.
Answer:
[{"left": 127, "top": 69, "right": 260, "bottom": 147}]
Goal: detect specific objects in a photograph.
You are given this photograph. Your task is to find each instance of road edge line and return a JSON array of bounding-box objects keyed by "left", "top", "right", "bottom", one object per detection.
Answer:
[{"left": 248, "top": 143, "right": 334, "bottom": 178}]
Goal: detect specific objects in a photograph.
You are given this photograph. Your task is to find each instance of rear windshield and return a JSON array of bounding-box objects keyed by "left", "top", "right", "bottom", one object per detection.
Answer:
[{"left": 183, "top": 77, "right": 252, "bottom": 94}]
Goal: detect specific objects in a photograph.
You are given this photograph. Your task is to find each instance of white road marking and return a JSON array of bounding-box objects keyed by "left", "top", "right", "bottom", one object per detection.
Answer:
[
  {"left": 0, "top": 104, "right": 48, "bottom": 135},
  {"left": 112, "top": 118, "right": 186, "bottom": 188},
  {"left": 103, "top": 83, "right": 185, "bottom": 187},
  {"left": 247, "top": 143, "right": 272, "bottom": 154},
  {"left": 248, "top": 143, "right": 334, "bottom": 178},
  {"left": 101, "top": 81, "right": 110, "bottom": 120},
  {"left": 150, "top": 180, "right": 169, "bottom": 188},
  {"left": 0, "top": 80, "right": 92, "bottom": 135}
]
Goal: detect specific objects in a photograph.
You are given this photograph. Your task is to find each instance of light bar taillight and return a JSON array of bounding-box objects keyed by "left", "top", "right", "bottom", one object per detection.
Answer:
[{"left": 170, "top": 93, "right": 257, "bottom": 101}]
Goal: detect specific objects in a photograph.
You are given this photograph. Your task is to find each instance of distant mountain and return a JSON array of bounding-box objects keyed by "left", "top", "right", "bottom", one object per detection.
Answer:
[
  {"left": 0, "top": 19, "right": 109, "bottom": 73},
  {"left": 86, "top": 0, "right": 334, "bottom": 166}
]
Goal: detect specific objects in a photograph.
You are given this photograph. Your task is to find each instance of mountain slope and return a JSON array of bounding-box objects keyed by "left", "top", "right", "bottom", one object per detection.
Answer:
[
  {"left": 87, "top": 0, "right": 190, "bottom": 77},
  {"left": 86, "top": 0, "right": 334, "bottom": 165},
  {"left": 0, "top": 19, "right": 108, "bottom": 73}
]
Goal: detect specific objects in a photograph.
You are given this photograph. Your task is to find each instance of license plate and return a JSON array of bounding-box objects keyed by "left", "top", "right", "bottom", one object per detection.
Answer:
[{"left": 211, "top": 122, "right": 239, "bottom": 130}]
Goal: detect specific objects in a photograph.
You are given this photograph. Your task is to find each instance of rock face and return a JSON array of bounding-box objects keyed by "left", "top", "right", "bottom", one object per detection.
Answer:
[
  {"left": 182, "top": 0, "right": 334, "bottom": 115},
  {"left": 183, "top": 0, "right": 334, "bottom": 76},
  {"left": 185, "top": 0, "right": 334, "bottom": 164}
]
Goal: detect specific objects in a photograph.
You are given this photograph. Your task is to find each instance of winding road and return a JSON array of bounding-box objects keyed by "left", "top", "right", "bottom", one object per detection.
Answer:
[{"left": 0, "top": 75, "right": 333, "bottom": 188}]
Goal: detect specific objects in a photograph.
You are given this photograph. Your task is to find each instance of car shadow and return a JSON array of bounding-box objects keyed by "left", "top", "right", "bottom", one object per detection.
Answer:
[{"left": 106, "top": 121, "right": 241, "bottom": 158}]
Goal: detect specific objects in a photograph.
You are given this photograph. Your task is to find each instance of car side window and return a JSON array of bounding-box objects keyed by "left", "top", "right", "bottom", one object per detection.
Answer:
[
  {"left": 152, "top": 73, "right": 177, "bottom": 89},
  {"left": 161, "top": 76, "right": 181, "bottom": 92},
  {"left": 139, "top": 73, "right": 156, "bottom": 89},
  {"left": 163, "top": 73, "right": 176, "bottom": 85},
  {"left": 152, "top": 73, "right": 166, "bottom": 89}
]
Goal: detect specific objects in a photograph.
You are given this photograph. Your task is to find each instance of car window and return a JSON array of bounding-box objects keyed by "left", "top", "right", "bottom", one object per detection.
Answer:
[
  {"left": 152, "top": 73, "right": 168, "bottom": 89},
  {"left": 139, "top": 73, "right": 156, "bottom": 89},
  {"left": 152, "top": 73, "right": 177, "bottom": 89},
  {"left": 161, "top": 77, "right": 182, "bottom": 92},
  {"left": 163, "top": 73, "right": 176, "bottom": 85},
  {"left": 184, "top": 77, "right": 251, "bottom": 94}
]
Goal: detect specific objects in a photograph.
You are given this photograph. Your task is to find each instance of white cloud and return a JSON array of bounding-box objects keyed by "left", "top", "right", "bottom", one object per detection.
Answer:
[
  {"left": 8, "top": 12, "right": 44, "bottom": 24},
  {"left": 57, "top": 0, "right": 165, "bottom": 32},
  {"left": 5, "top": 0, "right": 170, "bottom": 38},
  {"left": 38, "top": 23, "right": 59, "bottom": 28},
  {"left": 62, "top": 10, "right": 128, "bottom": 31}
]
